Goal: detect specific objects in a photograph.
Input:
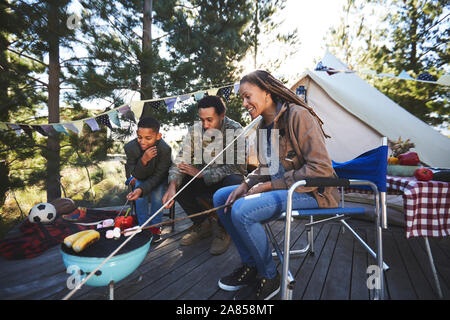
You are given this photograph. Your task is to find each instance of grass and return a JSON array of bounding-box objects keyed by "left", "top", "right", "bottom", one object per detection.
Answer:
[{"left": 0, "top": 156, "right": 129, "bottom": 239}]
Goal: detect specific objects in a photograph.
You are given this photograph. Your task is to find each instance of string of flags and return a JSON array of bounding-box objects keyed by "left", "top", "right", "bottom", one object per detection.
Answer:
[
  {"left": 0, "top": 82, "right": 241, "bottom": 138},
  {"left": 314, "top": 61, "right": 450, "bottom": 86}
]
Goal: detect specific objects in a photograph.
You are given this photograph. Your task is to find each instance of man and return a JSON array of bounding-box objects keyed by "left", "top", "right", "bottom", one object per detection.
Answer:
[{"left": 162, "top": 95, "right": 246, "bottom": 255}]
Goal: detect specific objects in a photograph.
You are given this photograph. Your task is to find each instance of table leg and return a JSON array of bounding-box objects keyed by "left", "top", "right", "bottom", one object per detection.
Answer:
[{"left": 424, "top": 237, "right": 443, "bottom": 299}]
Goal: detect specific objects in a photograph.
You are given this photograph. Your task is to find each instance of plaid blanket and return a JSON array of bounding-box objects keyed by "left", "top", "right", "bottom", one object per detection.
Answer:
[{"left": 0, "top": 209, "right": 120, "bottom": 260}]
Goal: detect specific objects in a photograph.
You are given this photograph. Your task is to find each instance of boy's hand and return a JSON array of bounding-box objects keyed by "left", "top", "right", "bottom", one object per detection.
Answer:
[
  {"left": 177, "top": 162, "right": 203, "bottom": 178},
  {"left": 127, "top": 188, "right": 143, "bottom": 201},
  {"left": 141, "top": 146, "right": 157, "bottom": 165}
]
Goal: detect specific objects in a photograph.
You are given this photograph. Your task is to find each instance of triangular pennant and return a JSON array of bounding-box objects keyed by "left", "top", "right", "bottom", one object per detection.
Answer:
[
  {"left": 8, "top": 124, "right": 22, "bottom": 136},
  {"left": 164, "top": 97, "right": 178, "bottom": 112},
  {"left": 52, "top": 124, "right": 69, "bottom": 136},
  {"left": 64, "top": 123, "right": 80, "bottom": 135},
  {"left": 436, "top": 74, "right": 450, "bottom": 86},
  {"left": 40, "top": 124, "right": 57, "bottom": 136},
  {"left": 234, "top": 83, "right": 240, "bottom": 95},
  {"left": 398, "top": 70, "right": 414, "bottom": 80},
  {"left": 108, "top": 110, "right": 121, "bottom": 127},
  {"left": 19, "top": 124, "right": 33, "bottom": 139},
  {"left": 194, "top": 92, "right": 205, "bottom": 101},
  {"left": 96, "top": 114, "right": 113, "bottom": 129},
  {"left": 118, "top": 104, "right": 131, "bottom": 114},
  {"left": 220, "top": 86, "right": 232, "bottom": 101},
  {"left": 72, "top": 121, "right": 85, "bottom": 135},
  {"left": 417, "top": 72, "right": 436, "bottom": 82},
  {"left": 84, "top": 118, "right": 100, "bottom": 132},
  {"left": 178, "top": 94, "right": 192, "bottom": 102},
  {"left": 31, "top": 125, "right": 48, "bottom": 136},
  {"left": 148, "top": 100, "right": 162, "bottom": 110},
  {"left": 130, "top": 101, "right": 145, "bottom": 118},
  {"left": 207, "top": 88, "right": 218, "bottom": 96}
]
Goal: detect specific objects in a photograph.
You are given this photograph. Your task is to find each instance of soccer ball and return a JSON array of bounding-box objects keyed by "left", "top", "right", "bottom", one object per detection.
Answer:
[{"left": 28, "top": 203, "right": 57, "bottom": 224}]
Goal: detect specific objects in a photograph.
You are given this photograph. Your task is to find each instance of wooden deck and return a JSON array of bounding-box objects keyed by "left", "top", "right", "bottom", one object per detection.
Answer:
[{"left": 0, "top": 202, "right": 449, "bottom": 300}]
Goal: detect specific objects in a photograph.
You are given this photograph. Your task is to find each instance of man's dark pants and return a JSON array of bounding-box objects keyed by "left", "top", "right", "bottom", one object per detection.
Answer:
[{"left": 176, "top": 174, "right": 244, "bottom": 225}]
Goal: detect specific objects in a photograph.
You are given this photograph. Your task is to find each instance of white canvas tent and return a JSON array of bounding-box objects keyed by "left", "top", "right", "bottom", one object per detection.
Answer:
[{"left": 290, "top": 52, "right": 450, "bottom": 168}]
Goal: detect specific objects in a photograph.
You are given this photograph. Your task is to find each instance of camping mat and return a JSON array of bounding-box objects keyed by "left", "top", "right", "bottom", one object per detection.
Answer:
[{"left": 60, "top": 228, "right": 152, "bottom": 258}]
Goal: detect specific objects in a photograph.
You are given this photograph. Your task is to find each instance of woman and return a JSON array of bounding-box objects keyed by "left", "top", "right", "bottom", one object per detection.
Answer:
[{"left": 213, "top": 70, "right": 340, "bottom": 300}]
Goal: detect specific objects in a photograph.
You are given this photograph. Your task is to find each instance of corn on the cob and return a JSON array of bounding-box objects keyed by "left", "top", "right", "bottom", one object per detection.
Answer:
[
  {"left": 72, "top": 230, "right": 100, "bottom": 252},
  {"left": 63, "top": 230, "right": 94, "bottom": 248}
]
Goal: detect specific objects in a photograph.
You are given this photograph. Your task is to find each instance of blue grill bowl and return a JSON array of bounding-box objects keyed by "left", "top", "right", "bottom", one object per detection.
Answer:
[{"left": 60, "top": 240, "right": 150, "bottom": 287}]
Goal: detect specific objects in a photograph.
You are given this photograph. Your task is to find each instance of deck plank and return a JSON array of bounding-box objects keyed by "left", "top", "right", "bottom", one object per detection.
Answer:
[{"left": 0, "top": 203, "right": 449, "bottom": 300}]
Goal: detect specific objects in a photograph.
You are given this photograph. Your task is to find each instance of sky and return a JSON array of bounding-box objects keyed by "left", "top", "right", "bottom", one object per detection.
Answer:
[{"left": 239, "top": 0, "right": 347, "bottom": 83}]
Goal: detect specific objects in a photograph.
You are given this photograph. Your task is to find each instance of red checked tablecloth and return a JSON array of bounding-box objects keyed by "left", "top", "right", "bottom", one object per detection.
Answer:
[{"left": 386, "top": 176, "right": 450, "bottom": 238}]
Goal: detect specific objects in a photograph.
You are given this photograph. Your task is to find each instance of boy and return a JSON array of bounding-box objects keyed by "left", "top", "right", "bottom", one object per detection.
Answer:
[{"left": 124, "top": 116, "right": 172, "bottom": 242}]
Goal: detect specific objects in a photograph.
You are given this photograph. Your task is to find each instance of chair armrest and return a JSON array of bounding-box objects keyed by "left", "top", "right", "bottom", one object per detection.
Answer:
[{"left": 303, "top": 178, "right": 350, "bottom": 187}]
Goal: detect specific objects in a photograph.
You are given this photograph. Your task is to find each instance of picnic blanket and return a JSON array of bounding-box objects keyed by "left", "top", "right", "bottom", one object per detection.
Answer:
[{"left": 0, "top": 209, "right": 120, "bottom": 260}]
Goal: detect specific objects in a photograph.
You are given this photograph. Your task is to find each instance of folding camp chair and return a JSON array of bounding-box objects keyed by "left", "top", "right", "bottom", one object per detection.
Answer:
[{"left": 267, "top": 138, "right": 389, "bottom": 300}]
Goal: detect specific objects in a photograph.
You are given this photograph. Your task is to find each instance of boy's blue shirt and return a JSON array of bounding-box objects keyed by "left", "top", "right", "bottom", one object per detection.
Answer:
[{"left": 124, "top": 137, "right": 172, "bottom": 196}]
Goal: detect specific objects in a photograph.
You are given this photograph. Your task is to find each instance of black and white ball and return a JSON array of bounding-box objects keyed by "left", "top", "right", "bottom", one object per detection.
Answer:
[{"left": 28, "top": 203, "right": 57, "bottom": 224}]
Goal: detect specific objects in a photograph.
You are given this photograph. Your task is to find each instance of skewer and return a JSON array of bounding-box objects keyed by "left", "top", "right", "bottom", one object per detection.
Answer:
[{"left": 121, "top": 202, "right": 232, "bottom": 235}]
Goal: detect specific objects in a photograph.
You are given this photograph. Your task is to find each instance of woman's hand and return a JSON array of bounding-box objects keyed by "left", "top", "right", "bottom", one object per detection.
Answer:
[
  {"left": 246, "top": 181, "right": 272, "bottom": 196},
  {"left": 224, "top": 183, "right": 249, "bottom": 213},
  {"left": 126, "top": 188, "right": 143, "bottom": 201}
]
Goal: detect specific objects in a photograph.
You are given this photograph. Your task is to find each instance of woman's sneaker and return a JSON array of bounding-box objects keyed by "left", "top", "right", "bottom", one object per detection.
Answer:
[
  {"left": 233, "top": 272, "right": 280, "bottom": 300},
  {"left": 218, "top": 264, "right": 258, "bottom": 291}
]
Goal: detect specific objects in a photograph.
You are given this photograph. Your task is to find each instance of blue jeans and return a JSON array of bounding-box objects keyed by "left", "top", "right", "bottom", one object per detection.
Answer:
[
  {"left": 134, "top": 180, "right": 167, "bottom": 226},
  {"left": 213, "top": 185, "right": 318, "bottom": 279}
]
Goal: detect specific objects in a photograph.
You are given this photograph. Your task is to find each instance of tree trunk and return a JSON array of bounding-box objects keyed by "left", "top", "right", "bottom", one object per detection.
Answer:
[
  {"left": 46, "top": 1, "right": 61, "bottom": 202},
  {"left": 141, "top": 0, "right": 153, "bottom": 102}
]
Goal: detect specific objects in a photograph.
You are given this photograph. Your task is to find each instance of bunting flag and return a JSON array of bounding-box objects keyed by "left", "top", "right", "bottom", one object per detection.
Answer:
[
  {"left": 0, "top": 82, "right": 241, "bottom": 135},
  {"left": 221, "top": 86, "right": 232, "bottom": 101},
  {"left": 314, "top": 61, "right": 449, "bottom": 86},
  {"left": 194, "top": 92, "right": 205, "bottom": 101},
  {"left": 96, "top": 114, "right": 113, "bottom": 130},
  {"left": 108, "top": 110, "right": 121, "bottom": 127},
  {"left": 118, "top": 104, "right": 131, "bottom": 114},
  {"left": 19, "top": 125, "right": 33, "bottom": 139},
  {"left": 148, "top": 100, "right": 162, "bottom": 110},
  {"left": 398, "top": 70, "right": 414, "bottom": 80},
  {"left": 8, "top": 124, "right": 22, "bottom": 136},
  {"left": 73, "top": 121, "right": 85, "bottom": 135},
  {"left": 52, "top": 123, "right": 69, "bottom": 136},
  {"left": 84, "top": 118, "right": 100, "bottom": 132},
  {"left": 178, "top": 94, "right": 192, "bottom": 102},
  {"left": 130, "top": 101, "right": 145, "bottom": 118},
  {"left": 64, "top": 122, "right": 80, "bottom": 135},
  {"left": 31, "top": 125, "right": 48, "bottom": 137},
  {"left": 234, "top": 83, "right": 240, "bottom": 95},
  {"left": 437, "top": 74, "right": 450, "bottom": 86},
  {"left": 164, "top": 97, "right": 177, "bottom": 112},
  {"left": 207, "top": 88, "right": 218, "bottom": 96},
  {"left": 41, "top": 124, "right": 56, "bottom": 136}
]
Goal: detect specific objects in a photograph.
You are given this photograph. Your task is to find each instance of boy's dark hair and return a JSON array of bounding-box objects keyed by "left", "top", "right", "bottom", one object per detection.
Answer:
[
  {"left": 197, "top": 95, "right": 226, "bottom": 115},
  {"left": 137, "top": 116, "right": 160, "bottom": 132}
]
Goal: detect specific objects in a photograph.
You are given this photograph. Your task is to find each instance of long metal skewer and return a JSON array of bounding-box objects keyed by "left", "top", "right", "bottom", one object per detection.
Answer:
[{"left": 62, "top": 115, "right": 262, "bottom": 300}]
